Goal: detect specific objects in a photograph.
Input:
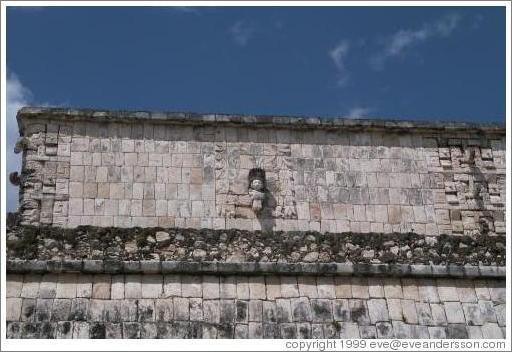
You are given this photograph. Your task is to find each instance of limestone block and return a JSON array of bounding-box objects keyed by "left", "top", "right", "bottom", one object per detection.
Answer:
[
  {"left": 265, "top": 276, "right": 281, "bottom": 300},
  {"left": 480, "top": 323, "right": 504, "bottom": 339},
  {"left": 141, "top": 275, "right": 163, "bottom": 298},
  {"left": 280, "top": 276, "right": 299, "bottom": 298},
  {"left": 351, "top": 277, "right": 369, "bottom": 299},
  {"left": 92, "top": 275, "right": 111, "bottom": 299},
  {"left": 6, "top": 298, "right": 23, "bottom": 321},
  {"left": 310, "top": 299, "right": 332, "bottom": 323},
  {"left": 56, "top": 274, "right": 77, "bottom": 299},
  {"left": 72, "top": 321, "right": 90, "bottom": 338},
  {"left": 430, "top": 303, "right": 447, "bottom": 326},
  {"left": 203, "top": 300, "right": 220, "bottom": 324},
  {"left": 138, "top": 299, "right": 155, "bottom": 322},
  {"left": 383, "top": 278, "right": 402, "bottom": 299},
  {"left": 456, "top": 280, "right": 477, "bottom": 303},
  {"left": 7, "top": 275, "right": 24, "bottom": 298},
  {"left": 444, "top": 302, "right": 465, "bottom": 324},
  {"left": 297, "top": 276, "right": 318, "bottom": 298},
  {"left": 125, "top": 275, "right": 142, "bottom": 299},
  {"left": 367, "top": 299, "right": 389, "bottom": 324},
  {"left": 77, "top": 275, "right": 93, "bottom": 298},
  {"left": 316, "top": 277, "right": 335, "bottom": 299},
  {"left": 417, "top": 279, "right": 440, "bottom": 303},
  {"left": 248, "top": 276, "right": 266, "bottom": 299},
  {"left": 152, "top": 299, "right": 172, "bottom": 323},
  {"left": 291, "top": 297, "right": 312, "bottom": 322},
  {"left": 181, "top": 275, "right": 202, "bottom": 298}
]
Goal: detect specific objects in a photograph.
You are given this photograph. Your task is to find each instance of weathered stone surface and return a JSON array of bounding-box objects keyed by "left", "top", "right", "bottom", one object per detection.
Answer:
[{"left": 367, "top": 299, "right": 389, "bottom": 324}]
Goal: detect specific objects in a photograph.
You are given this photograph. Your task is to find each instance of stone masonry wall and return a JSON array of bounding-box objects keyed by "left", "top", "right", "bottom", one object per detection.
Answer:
[
  {"left": 6, "top": 273, "right": 506, "bottom": 339},
  {"left": 16, "top": 108, "right": 506, "bottom": 236}
]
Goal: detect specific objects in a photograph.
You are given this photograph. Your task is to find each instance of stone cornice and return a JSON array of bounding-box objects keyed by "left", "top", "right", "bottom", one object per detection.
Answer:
[
  {"left": 6, "top": 259, "right": 506, "bottom": 279},
  {"left": 17, "top": 106, "right": 505, "bottom": 136}
]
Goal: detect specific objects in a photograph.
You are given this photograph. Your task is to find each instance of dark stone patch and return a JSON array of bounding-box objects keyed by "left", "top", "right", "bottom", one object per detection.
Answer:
[
  {"left": 376, "top": 322, "right": 394, "bottom": 338},
  {"left": 217, "top": 324, "right": 234, "bottom": 339},
  {"left": 219, "top": 300, "right": 236, "bottom": 325},
  {"left": 262, "top": 323, "right": 279, "bottom": 339},
  {"left": 446, "top": 324, "right": 468, "bottom": 339},
  {"left": 236, "top": 300, "right": 248, "bottom": 322},
  {"left": 6, "top": 322, "right": 22, "bottom": 339},
  {"left": 311, "top": 300, "right": 333, "bottom": 322},
  {"left": 90, "top": 322, "right": 106, "bottom": 339},
  {"left": 280, "top": 323, "right": 297, "bottom": 339},
  {"left": 21, "top": 323, "right": 40, "bottom": 339},
  {"left": 297, "top": 323, "right": 311, "bottom": 339},
  {"left": 21, "top": 299, "right": 36, "bottom": 321},
  {"left": 170, "top": 322, "right": 189, "bottom": 338},
  {"left": 40, "top": 322, "right": 55, "bottom": 339}
]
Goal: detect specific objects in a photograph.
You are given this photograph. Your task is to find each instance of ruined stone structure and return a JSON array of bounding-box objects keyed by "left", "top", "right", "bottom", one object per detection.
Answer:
[{"left": 6, "top": 107, "right": 506, "bottom": 339}]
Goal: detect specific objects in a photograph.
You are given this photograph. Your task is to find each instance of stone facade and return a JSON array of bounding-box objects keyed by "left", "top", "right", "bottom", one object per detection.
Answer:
[
  {"left": 8, "top": 107, "right": 506, "bottom": 339},
  {"left": 16, "top": 108, "right": 505, "bottom": 235},
  {"left": 6, "top": 273, "right": 506, "bottom": 339}
]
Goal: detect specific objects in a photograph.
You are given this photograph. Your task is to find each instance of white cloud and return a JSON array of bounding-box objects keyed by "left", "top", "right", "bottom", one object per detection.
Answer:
[
  {"left": 230, "top": 20, "right": 256, "bottom": 47},
  {"left": 6, "top": 72, "right": 33, "bottom": 212},
  {"left": 329, "top": 40, "right": 350, "bottom": 86},
  {"left": 371, "top": 14, "right": 461, "bottom": 69},
  {"left": 347, "top": 106, "right": 373, "bottom": 119}
]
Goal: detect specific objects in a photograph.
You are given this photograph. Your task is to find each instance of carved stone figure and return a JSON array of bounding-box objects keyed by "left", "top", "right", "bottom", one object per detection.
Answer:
[{"left": 248, "top": 168, "right": 266, "bottom": 213}]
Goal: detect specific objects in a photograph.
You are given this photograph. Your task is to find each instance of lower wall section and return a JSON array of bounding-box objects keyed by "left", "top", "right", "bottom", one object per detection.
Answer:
[{"left": 6, "top": 273, "right": 506, "bottom": 339}]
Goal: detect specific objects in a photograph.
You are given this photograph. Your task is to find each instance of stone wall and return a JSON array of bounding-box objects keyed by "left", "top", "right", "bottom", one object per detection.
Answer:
[
  {"left": 16, "top": 108, "right": 506, "bottom": 235},
  {"left": 6, "top": 273, "right": 506, "bottom": 339}
]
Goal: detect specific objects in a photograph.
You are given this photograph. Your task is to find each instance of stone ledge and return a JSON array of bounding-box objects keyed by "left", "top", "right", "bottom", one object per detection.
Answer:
[
  {"left": 6, "top": 259, "right": 505, "bottom": 279},
  {"left": 17, "top": 106, "right": 505, "bottom": 135}
]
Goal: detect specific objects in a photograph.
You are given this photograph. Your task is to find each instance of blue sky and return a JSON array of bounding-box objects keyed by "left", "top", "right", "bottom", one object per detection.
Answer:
[{"left": 5, "top": 5, "right": 507, "bottom": 210}]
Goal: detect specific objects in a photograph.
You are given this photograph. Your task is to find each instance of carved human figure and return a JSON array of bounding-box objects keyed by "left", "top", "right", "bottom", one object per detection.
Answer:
[{"left": 248, "top": 168, "right": 266, "bottom": 213}]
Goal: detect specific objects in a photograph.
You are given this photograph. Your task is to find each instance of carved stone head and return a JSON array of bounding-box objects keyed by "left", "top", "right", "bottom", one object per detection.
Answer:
[{"left": 248, "top": 168, "right": 266, "bottom": 192}]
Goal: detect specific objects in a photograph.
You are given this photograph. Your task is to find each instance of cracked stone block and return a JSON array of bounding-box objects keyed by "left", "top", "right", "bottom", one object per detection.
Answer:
[{"left": 6, "top": 298, "right": 23, "bottom": 321}]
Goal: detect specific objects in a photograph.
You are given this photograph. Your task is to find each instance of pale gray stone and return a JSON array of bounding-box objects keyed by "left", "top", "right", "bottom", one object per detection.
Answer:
[
  {"left": 367, "top": 299, "right": 389, "bottom": 324},
  {"left": 444, "top": 302, "right": 465, "bottom": 324}
]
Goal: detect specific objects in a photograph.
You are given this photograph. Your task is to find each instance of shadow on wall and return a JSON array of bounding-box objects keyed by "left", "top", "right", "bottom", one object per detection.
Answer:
[{"left": 256, "top": 191, "right": 277, "bottom": 233}]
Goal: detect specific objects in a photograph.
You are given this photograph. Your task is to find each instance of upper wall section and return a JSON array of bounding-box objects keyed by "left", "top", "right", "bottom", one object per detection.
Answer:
[{"left": 16, "top": 107, "right": 506, "bottom": 235}]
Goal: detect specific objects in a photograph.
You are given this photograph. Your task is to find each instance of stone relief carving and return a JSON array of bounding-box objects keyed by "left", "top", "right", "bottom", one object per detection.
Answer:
[{"left": 248, "top": 168, "right": 266, "bottom": 213}]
